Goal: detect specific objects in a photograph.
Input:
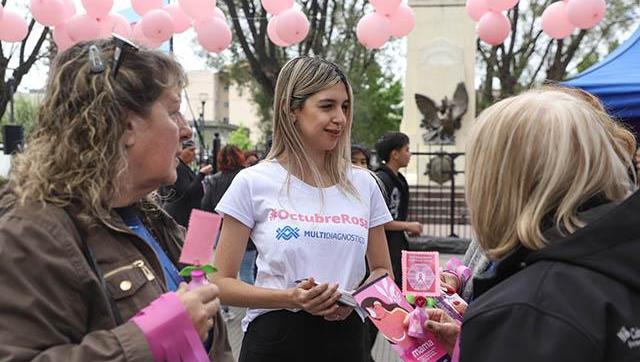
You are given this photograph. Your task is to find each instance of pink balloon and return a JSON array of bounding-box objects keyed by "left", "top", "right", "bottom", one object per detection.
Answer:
[
  {"left": 466, "top": 0, "right": 489, "bottom": 21},
  {"left": 261, "top": 0, "right": 294, "bottom": 15},
  {"left": 99, "top": 13, "right": 133, "bottom": 38},
  {"left": 179, "top": 0, "right": 216, "bottom": 21},
  {"left": 541, "top": 1, "right": 574, "bottom": 39},
  {"left": 356, "top": 12, "right": 391, "bottom": 49},
  {"left": 275, "top": 8, "right": 309, "bottom": 44},
  {"left": 267, "top": 16, "right": 290, "bottom": 47},
  {"left": 53, "top": 23, "right": 75, "bottom": 51},
  {"left": 388, "top": 4, "right": 415, "bottom": 38},
  {"left": 485, "top": 0, "right": 518, "bottom": 12},
  {"left": 96, "top": 15, "right": 111, "bottom": 38},
  {"left": 214, "top": 7, "right": 226, "bottom": 21},
  {"left": 163, "top": 4, "right": 191, "bottom": 33},
  {"left": 0, "top": 5, "right": 4, "bottom": 21},
  {"left": 193, "top": 11, "right": 225, "bottom": 31},
  {"left": 133, "top": 22, "right": 162, "bottom": 48},
  {"left": 66, "top": 14, "right": 100, "bottom": 42},
  {"left": 370, "top": 0, "right": 401, "bottom": 16},
  {"left": 477, "top": 11, "right": 510, "bottom": 45},
  {"left": 566, "top": 0, "right": 606, "bottom": 29},
  {"left": 140, "top": 9, "right": 174, "bottom": 43},
  {"left": 82, "top": 0, "right": 113, "bottom": 18},
  {"left": 31, "top": 0, "right": 66, "bottom": 27},
  {"left": 196, "top": 17, "right": 232, "bottom": 53},
  {"left": 0, "top": 11, "right": 28, "bottom": 42},
  {"left": 61, "top": 0, "right": 76, "bottom": 21},
  {"left": 132, "top": 0, "right": 163, "bottom": 16}
]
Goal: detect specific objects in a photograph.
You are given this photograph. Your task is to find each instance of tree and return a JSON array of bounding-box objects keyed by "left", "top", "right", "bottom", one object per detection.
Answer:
[
  {"left": 0, "top": 96, "right": 39, "bottom": 142},
  {"left": 227, "top": 126, "right": 253, "bottom": 150},
  {"left": 351, "top": 63, "right": 403, "bottom": 147},
  {"left": 214, "top": 0, "right": 402, "bottom": 143},
  {"left": 477, "top": 0, "right": 639, "bottom": 111},
  {"left": 0, "top": 1, "right": 52, "bottom": 120}
]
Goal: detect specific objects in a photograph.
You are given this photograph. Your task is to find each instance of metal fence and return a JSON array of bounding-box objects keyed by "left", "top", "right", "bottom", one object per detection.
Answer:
[{"left": 407, "top": 150, "right": 471, "bottom": 242}]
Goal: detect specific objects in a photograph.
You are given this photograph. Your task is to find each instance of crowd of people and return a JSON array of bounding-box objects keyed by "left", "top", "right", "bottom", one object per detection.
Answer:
[{"left": 0, "top": 37, "right": 638, "bottom": 362}]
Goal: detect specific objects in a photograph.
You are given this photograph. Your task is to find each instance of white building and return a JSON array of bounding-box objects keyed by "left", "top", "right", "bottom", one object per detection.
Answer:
[{"left": 184, "top": 69, "right": 262, "bottom": 155}]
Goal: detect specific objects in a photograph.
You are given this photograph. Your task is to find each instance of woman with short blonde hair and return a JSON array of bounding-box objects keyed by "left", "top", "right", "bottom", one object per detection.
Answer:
[
  {"left": 212, "top": 57, "right": 393, "bottom": 361},
  {"left": 422, "top": 87, "right": 640, "bottom": 362},
  {"left": 466, "top": 87, "right": 635, "bottom": 259}
]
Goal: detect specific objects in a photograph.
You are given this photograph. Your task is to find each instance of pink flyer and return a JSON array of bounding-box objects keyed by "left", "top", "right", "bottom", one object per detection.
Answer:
[
  {"left": 179, "top": 210, "right": 221, "bottom": 266},
  {"left": 354, "top": 274, "right": 451, "bottom": 362},
  {"left": 402, "top": 251, "right": 441, "bottom": 297}
]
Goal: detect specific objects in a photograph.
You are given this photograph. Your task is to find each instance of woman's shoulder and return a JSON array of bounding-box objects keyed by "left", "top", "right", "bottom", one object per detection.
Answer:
[{"left": 348, "top": 167, "right": 381, "bottom": 191}]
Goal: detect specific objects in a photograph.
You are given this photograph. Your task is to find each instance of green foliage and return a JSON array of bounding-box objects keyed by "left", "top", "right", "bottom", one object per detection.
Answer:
[
  {"left": 0, "top": 96, "right": 39, "bottom": 143},
  {"left": 575, "top": 53, "right": 600, "bottom": 74},
  {"left": 350, "top": 65, "right": 403, "bottom": 148},
  {"left": 227, "top": 126, "right": 253, "bottom": 151}
]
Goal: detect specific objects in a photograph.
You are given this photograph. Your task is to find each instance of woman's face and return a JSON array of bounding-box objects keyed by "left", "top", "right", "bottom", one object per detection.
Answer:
[
  {"left": 351, "top": 150, "right": 368, "bottom": 168},
  {"left": 293, "top": 82, "right": 350, "bottom": 156},
  {"left": 125, "top": 89, "right": 192, "bottom": 192}
]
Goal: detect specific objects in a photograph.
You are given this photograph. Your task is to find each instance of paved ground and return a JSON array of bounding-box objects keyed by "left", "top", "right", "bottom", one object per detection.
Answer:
[{"left": 223, "top": 253, "right": 461, "bottom": 361}]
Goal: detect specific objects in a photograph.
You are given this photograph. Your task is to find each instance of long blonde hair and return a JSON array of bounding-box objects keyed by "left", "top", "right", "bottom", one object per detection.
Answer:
[
  {"left": 9, "top": 38, "right": 186, "bottom": 224},
  {"left": 266, "top": 56, "right": 357, "bottom": 197},
  {"left": 466, "top": 87, "right": 636, "bottom": 259}
]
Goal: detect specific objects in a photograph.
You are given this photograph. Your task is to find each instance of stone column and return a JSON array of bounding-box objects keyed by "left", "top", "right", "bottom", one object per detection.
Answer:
[{"left": 400, "top": 0, "right": 476, "bottom": 185}]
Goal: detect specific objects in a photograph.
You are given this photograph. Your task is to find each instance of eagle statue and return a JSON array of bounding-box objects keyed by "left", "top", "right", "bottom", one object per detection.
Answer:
[{"left": 415, "top": 82, "right": 469, "bottom": 145}]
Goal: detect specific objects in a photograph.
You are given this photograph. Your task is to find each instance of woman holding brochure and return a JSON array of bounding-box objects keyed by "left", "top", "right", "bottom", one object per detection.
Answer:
[
  {"left": 0, "top": 37, "right": 232, "bottom": 361},
  {"left": 212, "top": 56, "right": 394, "bottom": 361},
  {"left": 417, "top": 87, "right": 640, "bottom": 362}
]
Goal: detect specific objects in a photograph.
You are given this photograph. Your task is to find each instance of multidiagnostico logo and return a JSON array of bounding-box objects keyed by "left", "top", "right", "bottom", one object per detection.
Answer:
[{"left": 276, "top": 226, "right": 300, "bottom": 241}]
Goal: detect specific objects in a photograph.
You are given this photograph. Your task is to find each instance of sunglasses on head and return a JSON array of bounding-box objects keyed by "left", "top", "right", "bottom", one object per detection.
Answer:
[{"left": 88, "top": 34, "right": 140, "bottom": 79}]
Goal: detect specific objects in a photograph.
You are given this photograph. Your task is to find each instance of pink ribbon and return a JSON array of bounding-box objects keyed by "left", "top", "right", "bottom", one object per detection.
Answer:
[{"left": 131, "top": 292, "right": 209, "bottom": 362}]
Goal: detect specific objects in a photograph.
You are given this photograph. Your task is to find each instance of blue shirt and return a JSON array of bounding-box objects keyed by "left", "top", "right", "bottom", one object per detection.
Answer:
[{"left": 116, "top": 207, "right": 183, "bottom": 291}]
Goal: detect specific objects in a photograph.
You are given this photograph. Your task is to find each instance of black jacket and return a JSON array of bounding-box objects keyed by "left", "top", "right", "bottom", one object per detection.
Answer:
[
  {"left": 460, "top": 192, "right": 640, "bottom": 362},
  {"left": 159, "top": 160, "right": 206, "bottom": 227},
  {"left": 201, "top": 170, "right": 241, "bottom": 214},
  {"left": 201, "top": 169, "right": 255, "bottom": 251}
]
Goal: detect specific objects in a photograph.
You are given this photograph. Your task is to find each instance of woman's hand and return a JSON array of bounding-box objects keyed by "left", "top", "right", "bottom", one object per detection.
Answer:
[
  {"left": 290, "top": 278, "right": 341, "bottom": 317},
  {"left": 440, "top": 272, "right": 461, "bottom": 293},
  {"left": 422, "top": 309, "right": 461, "bottom": 355},
  {"left": 405, "top": 221, "right": 423, "bottom": 237},
  {"left": 176, "top": 282, "right": 220, "bottom": 341},
  {"left": 324, "top": 305, "right": 354, "bottom": 322}
]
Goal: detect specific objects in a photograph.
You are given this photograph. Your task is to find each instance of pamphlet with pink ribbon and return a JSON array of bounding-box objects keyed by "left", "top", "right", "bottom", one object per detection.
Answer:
[
  {"left": 402, "top": 251, "right": 441, "bottom": 297},
  {"left": 353, "top": 274, "right": 451, "bottom": 362}
]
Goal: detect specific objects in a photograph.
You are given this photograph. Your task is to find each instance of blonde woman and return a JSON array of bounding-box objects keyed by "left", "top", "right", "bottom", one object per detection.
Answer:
[
  {"left": 0, "top": 38, "right": 232, "bottom": 361},
  {"left": 420, "top": 87, "right": 640, "bottom": 362},
  {"left": 212, "top": 57, "right": 393, "bottom": 361}
]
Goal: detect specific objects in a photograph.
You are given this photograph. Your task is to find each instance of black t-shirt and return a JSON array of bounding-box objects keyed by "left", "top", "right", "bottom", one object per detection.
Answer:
[
  {"left": 375, "top": 165, "right": 410, "bottom": 222},
  {"left": 158, "top": 160, "right": 205, "bottom": 227}
]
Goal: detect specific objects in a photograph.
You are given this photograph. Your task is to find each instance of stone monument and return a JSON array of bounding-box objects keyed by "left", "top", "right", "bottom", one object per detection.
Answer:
[{"left": 400, "top": 0, "right": 476, "bottom": 185}]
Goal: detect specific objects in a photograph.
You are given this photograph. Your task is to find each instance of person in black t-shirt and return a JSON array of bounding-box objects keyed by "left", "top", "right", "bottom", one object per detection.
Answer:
[
  {"left": 375, "top": 132, "right": 423, "bottom": 288},
  {"left": 159, "top": 139, "right": 213, "bottom": 227}
]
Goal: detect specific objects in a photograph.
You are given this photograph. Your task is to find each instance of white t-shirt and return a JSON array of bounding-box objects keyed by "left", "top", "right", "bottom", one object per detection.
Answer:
[{"left": 216, "top": 160, "right": 392, "bottom": 331}]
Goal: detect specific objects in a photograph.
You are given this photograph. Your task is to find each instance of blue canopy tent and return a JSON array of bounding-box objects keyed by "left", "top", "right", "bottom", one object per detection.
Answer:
[{"left": 563, "top": 25, "right": 640, "bottom": 127}]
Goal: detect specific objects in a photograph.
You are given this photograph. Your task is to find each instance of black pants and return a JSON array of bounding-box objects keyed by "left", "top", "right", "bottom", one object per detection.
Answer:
[{"left": 239, "top": 310, "right": 366, "bottom": 362}]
